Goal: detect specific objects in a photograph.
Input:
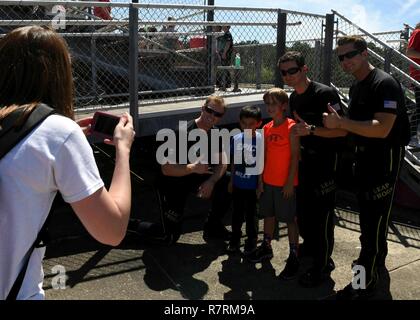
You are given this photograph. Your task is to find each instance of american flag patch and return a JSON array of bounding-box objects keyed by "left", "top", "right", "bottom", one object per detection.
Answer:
[
  {"left": 384, "top": 100, "right": 397, "bottom": 110},
  {"left": 330, "top": 103, "right": 341, "bottom": 111}
]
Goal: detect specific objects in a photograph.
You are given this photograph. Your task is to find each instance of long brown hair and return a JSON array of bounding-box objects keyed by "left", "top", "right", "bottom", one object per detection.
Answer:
[{"left": 0, "top": 26, "right": 74, "bottom": 121}]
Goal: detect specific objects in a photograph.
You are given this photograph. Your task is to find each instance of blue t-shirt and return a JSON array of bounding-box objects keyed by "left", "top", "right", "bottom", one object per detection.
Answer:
[{"left": 230, "top": 132, "right": 262, "bottom": 190}]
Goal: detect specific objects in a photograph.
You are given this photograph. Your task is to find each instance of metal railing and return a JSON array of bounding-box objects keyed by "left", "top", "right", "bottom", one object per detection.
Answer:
[
  {"left": 0, "top": 1, "right": 333, "bottom": 112},
  {"left": 333, "top": 10, "right": 420, "bottom": 136},
  {"left": 1, "top": 1, "right": 418, "bottom": 137}
]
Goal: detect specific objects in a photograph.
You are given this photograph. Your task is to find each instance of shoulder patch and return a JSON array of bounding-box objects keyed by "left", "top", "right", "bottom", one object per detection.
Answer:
[{"left": 384, "top": 100, "right": 397, "bottom": 110}]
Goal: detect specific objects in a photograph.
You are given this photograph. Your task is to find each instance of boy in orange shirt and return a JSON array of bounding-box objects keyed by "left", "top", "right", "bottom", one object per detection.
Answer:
[{"left": 248, "top": 88, "right": 300, "bottom": 280}]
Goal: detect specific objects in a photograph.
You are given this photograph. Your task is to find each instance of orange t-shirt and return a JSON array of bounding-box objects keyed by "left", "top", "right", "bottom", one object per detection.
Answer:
[{"left": 263, "top": 118, "right": 298, "bottom": 187}]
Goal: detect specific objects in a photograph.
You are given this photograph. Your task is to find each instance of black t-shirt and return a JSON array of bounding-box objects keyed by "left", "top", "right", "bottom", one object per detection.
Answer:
[
  {"left": 159, "top": 120, "right": 224, "bottom": 185},
  {"left": 348, "top": 68, "right": 408, "bottom": 147},
  {"left": 289, "top": 81, "right": 344, "bottom": 152}
]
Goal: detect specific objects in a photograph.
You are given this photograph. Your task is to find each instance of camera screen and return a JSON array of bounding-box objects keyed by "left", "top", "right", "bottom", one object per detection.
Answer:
[{"left": 94, "top": 114, "right": 120, "bottom": 136}]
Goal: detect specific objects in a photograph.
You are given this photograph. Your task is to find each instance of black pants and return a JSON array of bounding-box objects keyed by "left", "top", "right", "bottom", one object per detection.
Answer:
[
  {"left": 297, "top": 149, "right": 338, "bottom": 271},
  {"left": 231, "top": 187, "right": 258, "bottom": 243},
  {"left": 159, "top": 174, "right": 231, "bottom": 238},
  {"left": 354, "top": 145, "right": 404, "bottom": 289}
]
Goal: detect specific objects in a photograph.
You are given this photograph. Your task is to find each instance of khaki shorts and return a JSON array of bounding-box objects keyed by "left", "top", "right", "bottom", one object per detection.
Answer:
[{"left": 259, "top": 184, "right": 296, "bottom": 223}]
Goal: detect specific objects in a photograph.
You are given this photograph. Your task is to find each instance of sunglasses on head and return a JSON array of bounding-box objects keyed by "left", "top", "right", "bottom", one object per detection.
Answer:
[
  {"left": 280, "top": 67, "right": 301, "bottom": 76},
  {"left": 338, "top": 49, "right": 361, "bottom": 62},
  {"left": 204, "top": 105, "right": 224, "bottom": 118}
]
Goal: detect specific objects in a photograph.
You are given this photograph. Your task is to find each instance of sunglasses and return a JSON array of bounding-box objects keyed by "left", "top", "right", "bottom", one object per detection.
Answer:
[
  {"left": 204, "top": 105, "right": 224, "bottom": 118},
  {"left": 280, "top": 67, "right": 301, "bottom": 76},
  {"left": 337, "top": 50, "right": 361, "bottom": 62}
]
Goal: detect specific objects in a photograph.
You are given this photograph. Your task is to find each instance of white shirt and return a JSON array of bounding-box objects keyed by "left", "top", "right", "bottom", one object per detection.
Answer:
[{"left": 0, "top": 115, "right": 104, "bottom": 300}]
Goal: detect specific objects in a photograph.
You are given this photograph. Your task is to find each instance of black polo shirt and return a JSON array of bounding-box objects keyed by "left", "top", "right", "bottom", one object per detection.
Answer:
[
  {"left": 159, "top": 120, "right": 225, "bottom": 185},
  {"left": 289, "top": 81, "right": 344, "bottom": 152},
  {"left": 348, "top": 68, "right": 407, "bottom": 147}
]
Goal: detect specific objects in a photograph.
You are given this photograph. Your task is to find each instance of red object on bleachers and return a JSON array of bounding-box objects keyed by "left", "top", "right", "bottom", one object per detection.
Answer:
[
  {"left": 94, "top": 0, "right": 112, "bottom": 20},
  {"left": 189, "top": 37, "right": 207, "bottom": 48}
]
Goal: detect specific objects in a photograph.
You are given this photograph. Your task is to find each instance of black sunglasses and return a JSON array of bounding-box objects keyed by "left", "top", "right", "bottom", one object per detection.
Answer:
[
  {"left": 280, "top": 67, "right": 301, "bottom": 76},
  {"left": 338, "top": 50, "right": 361, "bottom": 62},
  {"left": 204, "top": 105, "right": 224, "bottom": 118}
]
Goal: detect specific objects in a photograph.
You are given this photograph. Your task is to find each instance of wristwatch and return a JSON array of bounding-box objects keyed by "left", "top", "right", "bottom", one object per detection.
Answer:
[{"left": 309, "top": 125, "right": 316, "bottom": 135}]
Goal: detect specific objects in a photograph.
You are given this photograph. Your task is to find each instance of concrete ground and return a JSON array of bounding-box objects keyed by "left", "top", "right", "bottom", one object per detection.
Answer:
[
  {"left": 42, "top": 144, "right": 420, "bottom": 300},
  {"left": 42, "top": 209, "right": 420, "bottom": 300}
]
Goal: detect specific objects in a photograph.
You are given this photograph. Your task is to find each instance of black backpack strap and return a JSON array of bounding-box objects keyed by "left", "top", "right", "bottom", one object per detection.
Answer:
[
  {"left": 0, "top": 103, "right": 55, "bottom": 159},
  {"left": 1, "top": 104, "right": 55, "bottom": 300}
]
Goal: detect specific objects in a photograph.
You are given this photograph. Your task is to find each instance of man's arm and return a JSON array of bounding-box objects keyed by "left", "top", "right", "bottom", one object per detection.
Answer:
[
  {"left": 161, "top": 163, "right": 211, "bottom": 177},
  {"left": 323, "top": 110, "right": 396, "bottom": 138},
  {"left": 197, "top": 151, "right": 227, "bottom": 199},
  {"left": 292, "top": 111, "right": 348, "bottom": 138}
]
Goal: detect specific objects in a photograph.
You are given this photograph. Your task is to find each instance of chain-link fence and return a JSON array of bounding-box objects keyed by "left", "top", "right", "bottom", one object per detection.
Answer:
[
  {"left": 333, "top": 10, "right": 420, "bottom": 137},
  {"left": 0, "top": 1, "right": 331, "bottom": 111},
  {"left": 1, "top": 1, "right": 418, "bottom": 129}
]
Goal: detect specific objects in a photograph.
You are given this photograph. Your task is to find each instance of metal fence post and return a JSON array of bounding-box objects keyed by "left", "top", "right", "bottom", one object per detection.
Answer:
[
  {"left": 256, "top": 45, "right": 262, "bottom": 89},
  {"left": 129, "top": 0, "right": 139, "bottom": 133},
  {"left": 314, "top": 40, "right": 321, "bottom": 82},
  {"left": 207, "top": 0, "right": 215, "bottom": 89},
  {"left": 322, "top": 13, "right": 334, "bottom": 86},
  {"left": 275, "top": 10, "right": 287, "bottom": 88},
  {"left": 384, "top": 47, "right": 392, "bottom": 73}
]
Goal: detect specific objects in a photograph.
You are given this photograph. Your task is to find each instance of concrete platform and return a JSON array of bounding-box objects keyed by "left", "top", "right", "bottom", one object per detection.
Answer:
[
  {"left": 42, "top": 206, "right": 420, "bottom": 300},
  {"left": 41, "top": 145, "right": 420, "bottom": 301},
  {"left": 75, "top": 93, "right": 267, "bottom": 137}
]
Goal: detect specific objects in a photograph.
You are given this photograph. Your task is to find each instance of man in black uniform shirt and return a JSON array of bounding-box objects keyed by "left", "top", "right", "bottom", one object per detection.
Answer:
[
  {"left": 278, "top": 51, "right": 347, "bottom": 287},
  {"left": 324, "top": 36, "right": 410, "bottom": 299},
  {"left": 157, "top": 96, "right": 231, "bottom": 244}
]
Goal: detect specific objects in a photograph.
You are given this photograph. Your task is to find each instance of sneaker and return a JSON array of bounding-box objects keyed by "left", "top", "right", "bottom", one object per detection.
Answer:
[
  {"left": 226, "top": 240, "right": 241, "bottom": 253},
  {"left": 203, "top": 223, "right": 232, "bottom": 242},
  {"left": 246, "top": 242, "right": 273, "bottom": 263},
  {"left": 336, "top": 283, "right": 376, "bottom": 300},
  {"left": 243, "top": 239, "right": 257, "bottom": 256},
  {"left": 279, "top": 254, "right": 300, "bottom": 280}
]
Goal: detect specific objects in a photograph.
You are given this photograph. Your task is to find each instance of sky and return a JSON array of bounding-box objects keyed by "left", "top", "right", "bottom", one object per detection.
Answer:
[
  {"left": 219, "top": 0, "right": 419, "bottom": 32},
  {"left": 117, "top": 0, "right": 419, "bottom": 32}
]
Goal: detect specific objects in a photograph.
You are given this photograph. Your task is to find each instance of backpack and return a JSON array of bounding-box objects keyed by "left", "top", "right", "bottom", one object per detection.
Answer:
[{"left": 0, "top": 103, "right": 56, "bottom": 300}]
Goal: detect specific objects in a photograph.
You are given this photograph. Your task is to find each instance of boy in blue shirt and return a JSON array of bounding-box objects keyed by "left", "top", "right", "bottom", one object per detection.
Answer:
[{"left": 227, "top": 106, "right": 263, "bottom": 254}]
